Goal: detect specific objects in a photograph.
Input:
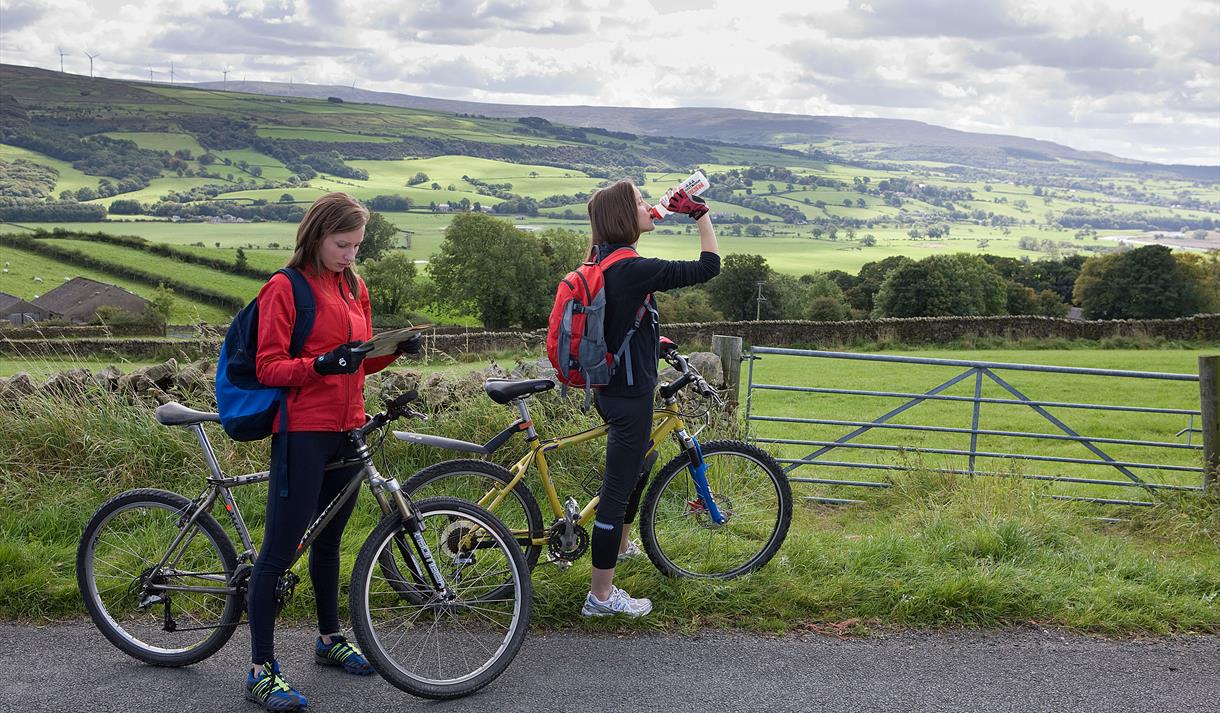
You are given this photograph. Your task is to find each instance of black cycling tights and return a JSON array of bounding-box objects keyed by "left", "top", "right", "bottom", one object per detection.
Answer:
[
  {"left": 248, "top": 432, "right": 361, "bottom": 665},
  {"left": 591, "top": 393, "right": 657, "bottom": 570}
]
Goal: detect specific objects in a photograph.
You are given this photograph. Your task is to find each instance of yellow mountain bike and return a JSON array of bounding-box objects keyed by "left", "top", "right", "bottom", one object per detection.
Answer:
[{"left": 395, "top": 341, "right": 792, "bottom": 579}]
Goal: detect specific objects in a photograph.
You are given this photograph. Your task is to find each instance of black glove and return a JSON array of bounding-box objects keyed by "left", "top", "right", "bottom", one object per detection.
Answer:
[
  {"left": 395, "top": 333, "right": 422, "bottom": 356},
  {"left": 314, "top": 341, "right": 367, "bottom": 375},
  {"left": 664, "top": 188, "right": 709, "bottom": 221}
]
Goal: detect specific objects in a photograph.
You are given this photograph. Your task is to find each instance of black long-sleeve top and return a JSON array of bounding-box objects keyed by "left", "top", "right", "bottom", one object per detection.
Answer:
[{"left": 596, "top": 244, "right": 721, "bottom": 397}]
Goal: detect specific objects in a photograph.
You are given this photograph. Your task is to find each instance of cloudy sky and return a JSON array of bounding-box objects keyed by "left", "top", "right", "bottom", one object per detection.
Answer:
[{"left": 2, "top": 0, "right": 1218, "bottom": 165}]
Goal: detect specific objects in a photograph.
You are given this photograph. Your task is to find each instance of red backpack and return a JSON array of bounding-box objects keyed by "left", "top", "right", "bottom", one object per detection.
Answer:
[{"left": 546, "top": 248, "right": 654, "bottom": 407}]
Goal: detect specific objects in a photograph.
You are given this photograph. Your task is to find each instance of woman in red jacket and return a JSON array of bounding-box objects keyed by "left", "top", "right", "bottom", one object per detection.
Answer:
[{"left": 244, "top": 192, "right": 420, "bottom": 712}]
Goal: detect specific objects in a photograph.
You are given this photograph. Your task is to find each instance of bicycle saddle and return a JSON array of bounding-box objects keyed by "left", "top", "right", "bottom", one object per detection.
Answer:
[
  {"left": 155, "top": 401, "right": 221, "bottom": 426},
  {"left": 483, "top": 378, "right": 555, "bottom": 404}
]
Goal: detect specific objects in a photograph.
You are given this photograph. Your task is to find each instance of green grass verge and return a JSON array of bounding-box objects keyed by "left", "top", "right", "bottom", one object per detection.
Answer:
[{"left": 1, "top": 353, "right": 1217, "bottom": 634}]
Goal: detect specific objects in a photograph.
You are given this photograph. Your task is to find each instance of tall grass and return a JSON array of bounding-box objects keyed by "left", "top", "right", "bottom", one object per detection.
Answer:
[{"left": 1, "top": 373, "right": 1217, "bottom": 634}]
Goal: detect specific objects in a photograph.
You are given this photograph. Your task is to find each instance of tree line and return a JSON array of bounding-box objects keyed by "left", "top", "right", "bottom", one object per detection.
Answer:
[{"left": 356, "top": 214, "right": 1220, "bottom": 331}]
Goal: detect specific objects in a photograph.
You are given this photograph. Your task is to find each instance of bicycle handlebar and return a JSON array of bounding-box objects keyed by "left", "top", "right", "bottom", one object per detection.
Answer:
[
  {"left": 359, "top": 390, "right": 426, "bottom": 439},
  {"left": 659, "top": 347, "right": 724, "bottom": 407}
]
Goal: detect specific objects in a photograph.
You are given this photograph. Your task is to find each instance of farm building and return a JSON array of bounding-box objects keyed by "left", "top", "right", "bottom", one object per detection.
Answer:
[
  {"left": 30, "top": 277, "right": 150, "bottom": 323},
  {"left": 0, "top": 291, "right": 57, "bottom": 325}
]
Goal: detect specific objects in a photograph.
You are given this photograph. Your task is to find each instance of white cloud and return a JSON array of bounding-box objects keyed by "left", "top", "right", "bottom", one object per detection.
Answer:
[{"left": 0, "top": 0, "right": 1216, "bottom": 164}]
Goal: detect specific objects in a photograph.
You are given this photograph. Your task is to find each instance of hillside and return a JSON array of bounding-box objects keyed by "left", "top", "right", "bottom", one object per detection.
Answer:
[
  {"left": 186, "top": 79, "right": 1220, "bottom": 181},
  {"left": 1, "top": 63, "right": 1218, "bottom": 326}
]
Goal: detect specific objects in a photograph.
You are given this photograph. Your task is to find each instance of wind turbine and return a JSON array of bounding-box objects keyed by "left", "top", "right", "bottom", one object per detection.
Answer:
[
  {"left": 169, "top": 61, "right": 175, "bottom": 84},
  {"left": 56, "top": 47, "right": 67, "bottom": 73},
  {"left": 148, "top": 66, "right": 157, "bottom": 82},
  {"left": 222, "top": 65, "right": 230, "bottom": 90},
  {"left": 84, "top": 50, "right": 99, "bottom": 78}
]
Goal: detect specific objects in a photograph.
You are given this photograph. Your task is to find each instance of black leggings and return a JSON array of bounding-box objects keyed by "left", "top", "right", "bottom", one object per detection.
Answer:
[
  {"left": 591, "top": 392, "right": 657, "bottom": 570},
  {"left": 248, "top": 432, "right": 361, "bottom": 665}
]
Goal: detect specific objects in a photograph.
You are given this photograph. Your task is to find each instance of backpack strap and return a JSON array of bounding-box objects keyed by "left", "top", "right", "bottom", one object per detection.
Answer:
[
  {"left": 598, "top": 247, "right": 650, "bottom": 388},
  {"left": 278, "top": 268, "right": 316, "bottom": 358},
  {"left": 611, "top": 295, "right": 657, "bottom": 387},
  {"left": 596, "top": 246, "right": 639, "bottom": 269},
  {"left": 272, "top": 267, "right": 317, "bottom": 498}
]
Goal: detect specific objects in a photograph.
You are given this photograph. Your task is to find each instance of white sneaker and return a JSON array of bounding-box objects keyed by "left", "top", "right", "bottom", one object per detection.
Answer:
[
  {"left": 617, "top": 540, "right": 642, "bottom": 563},
  {"left": 580, "top": 586, "right": 653, "bottom": 618}
]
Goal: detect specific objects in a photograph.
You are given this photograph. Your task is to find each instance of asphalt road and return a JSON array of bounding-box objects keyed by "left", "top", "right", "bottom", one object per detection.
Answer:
[{"left": 1, "top": 622, "right": 1216, "bottom": 712}]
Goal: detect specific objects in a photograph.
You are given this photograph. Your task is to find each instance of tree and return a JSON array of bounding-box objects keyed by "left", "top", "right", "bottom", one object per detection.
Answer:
[
  {"left": 108, "top": 199, "right": 143, "bottom": 215},
  {"left": 362, "top": 252, "right": 420, "bottom": 317},
  {"left": 706, "top": 254, "right": 770, "bottom": 321},
  {"left": 149, "top": 283, "right": 175, "bottom": 336},
  {"left": 860, "top": 234, "right": 877, "bottom": 247},
  {"left": 1073, "top": 244, "right": 1203, "bottom": 319},
  {"left": 845, "top": 256, "right": 913, "bottom": 312},
  {"left": 807, "top": 296, "right": 848, "bottom": 321},
  {"left": 367, "top": 195, "right": 411, "bottom": 212},
  {"left": 654, "top": 288, "right": 724, "bottom": 323},
  {"left": 358, "top": 211, "right": 401, "bottom": 263},
  {"left": 873, "top": 254, "right": 1007, "bottom": 318},
  {"left": 406, "top": 172, "right": 429, "bottom": 186},
  {"left": 428, "top": 213, "right": 582, "bottom": 328},
  {"left": 235, "top": 247, "right": 248, "bottom": 269}
]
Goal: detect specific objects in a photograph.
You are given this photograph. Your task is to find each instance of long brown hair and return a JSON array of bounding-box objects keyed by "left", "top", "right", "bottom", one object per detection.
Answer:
[
  {"left": 287, "top": 192, "right": 368, "bottom": 294},
  {"left": 586, "top": 180, "right": 640, "bottom": 260}
]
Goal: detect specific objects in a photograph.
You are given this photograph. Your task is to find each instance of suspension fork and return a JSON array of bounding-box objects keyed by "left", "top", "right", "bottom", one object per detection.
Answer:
[
  {"left": 677, "top": 430, "right": 726, "bottom": 524},
  {"left": 360, "top": 440, "right": 454, "bottom": 597}
]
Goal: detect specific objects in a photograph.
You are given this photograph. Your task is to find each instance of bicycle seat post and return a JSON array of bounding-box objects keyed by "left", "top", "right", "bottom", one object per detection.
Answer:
[
  {"left": 510, "top": 398, "right": 538, "bottom": 441},
  {"left": 190, "top": 423, "right": 226, "bottom": 482}
]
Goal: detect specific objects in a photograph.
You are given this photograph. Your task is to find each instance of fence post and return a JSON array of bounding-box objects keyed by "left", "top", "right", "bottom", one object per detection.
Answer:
[
  {"left": 712, "top": 334, "right": 743, "bottom": 407},
  {"left": 1199, "top": 356, "right": 1219, "bottom": 492}
]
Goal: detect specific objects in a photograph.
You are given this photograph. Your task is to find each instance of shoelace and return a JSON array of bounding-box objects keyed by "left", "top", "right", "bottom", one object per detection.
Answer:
[
  {"left": 254, "top": 665, "right": 293, "bottom": 698},
  {"left": 325, "top": 640, "right": 360, "bottom": 663}
]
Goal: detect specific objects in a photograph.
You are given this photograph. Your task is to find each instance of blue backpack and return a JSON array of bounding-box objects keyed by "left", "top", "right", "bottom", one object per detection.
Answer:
[{"left": 215, "top": 268, "right": 316, "bottom": 442}]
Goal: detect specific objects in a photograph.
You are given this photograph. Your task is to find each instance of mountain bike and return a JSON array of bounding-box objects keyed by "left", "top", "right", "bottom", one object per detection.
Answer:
[
  {"left": 75, "top": 392, "right": 531, "bottom": 700},
  {"left": 397, "top": 340, "right": 792, "bottom": 580}
]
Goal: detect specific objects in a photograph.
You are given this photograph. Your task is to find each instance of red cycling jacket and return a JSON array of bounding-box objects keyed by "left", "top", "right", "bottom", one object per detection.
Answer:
[{"left": 255, "top": 267, "right": 397, "bottom": 432}]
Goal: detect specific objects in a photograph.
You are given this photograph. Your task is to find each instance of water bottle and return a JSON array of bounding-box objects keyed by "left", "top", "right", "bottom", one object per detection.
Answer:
[{"left": 649, "top": 171, "right": 710, "bottom": 220}]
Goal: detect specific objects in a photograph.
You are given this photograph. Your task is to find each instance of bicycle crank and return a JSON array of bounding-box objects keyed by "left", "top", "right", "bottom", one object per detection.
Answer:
[{"left": 546, "top": 518, "right": 589, "bottom": 562}]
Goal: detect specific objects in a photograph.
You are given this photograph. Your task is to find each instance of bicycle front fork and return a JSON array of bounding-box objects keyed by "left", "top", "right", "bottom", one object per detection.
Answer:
[
  {"left": 369, "top": 466, "right": 456, "bottom": 598},
  {"left": 679, "top": 432, "right": 726, "bottom": 525}
]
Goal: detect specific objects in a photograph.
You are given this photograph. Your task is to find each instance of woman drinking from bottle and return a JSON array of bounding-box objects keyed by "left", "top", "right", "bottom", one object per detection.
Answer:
[{"left": 580, "top": 180, "right": 720, "bottom": 617}]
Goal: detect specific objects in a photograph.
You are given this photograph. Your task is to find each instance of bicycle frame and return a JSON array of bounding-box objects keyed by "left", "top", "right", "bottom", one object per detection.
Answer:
[
  {"left": 408, "top": 399, "right": 721, "bottom": 548},
  {"left": 146, "top": 418, "right": 446, "bottom": 602}
]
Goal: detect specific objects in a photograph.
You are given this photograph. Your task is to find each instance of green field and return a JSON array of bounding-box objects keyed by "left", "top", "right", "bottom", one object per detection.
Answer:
[
  {"left": 9, "top": 216, "right": 1094, "bottom": 277},
  {"left": 43, "top": 238, "right": 265, "bottom": 299},
  {"left": 0, "top": 143, "right": 100, "bottom": 195},
  {"left": 746, "top": 348, "right": 1209, "bottom": 504},
  {"left": 0, "top": 243, "right": 232, "bottom": 322}
]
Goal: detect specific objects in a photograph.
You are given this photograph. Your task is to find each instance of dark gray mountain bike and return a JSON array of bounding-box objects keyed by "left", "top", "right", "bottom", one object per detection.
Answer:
[{"left": 75, "top": 392, "right": 531, "bottom": 700}]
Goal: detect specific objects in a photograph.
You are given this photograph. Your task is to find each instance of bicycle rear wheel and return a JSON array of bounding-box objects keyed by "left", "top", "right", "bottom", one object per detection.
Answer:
[
  {"left": 76, "top": 488, "right": 241, "bottom": 666},
  {"left": 350, "top": 497, "right": 531, "bottom": 699},
  {"left": 403, "top": 459, "right": 544, "bottom": 571},
  {"left": 640, "top": 440, "right": 792, "bottom": 579}
]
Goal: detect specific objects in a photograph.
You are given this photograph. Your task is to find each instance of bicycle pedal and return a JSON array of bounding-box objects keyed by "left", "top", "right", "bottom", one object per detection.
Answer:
[{"left": 543, "top": 556, "right": 573, "bottom": 570}]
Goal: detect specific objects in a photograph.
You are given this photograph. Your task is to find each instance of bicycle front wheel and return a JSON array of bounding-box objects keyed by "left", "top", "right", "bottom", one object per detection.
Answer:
[
  {"left": 640, "top": 440, "right": 792, "bottom": 579},
  {"left": 350, "top": 497, "right": 532, "bottom": 699},
  {"left": 76, "top": 488, "right": 241, "bottom": 666}
]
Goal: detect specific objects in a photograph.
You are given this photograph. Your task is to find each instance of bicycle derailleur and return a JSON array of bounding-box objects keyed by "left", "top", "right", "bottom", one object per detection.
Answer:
[{"left": 546, "top": 497, "right": 589, "bottom": 566}]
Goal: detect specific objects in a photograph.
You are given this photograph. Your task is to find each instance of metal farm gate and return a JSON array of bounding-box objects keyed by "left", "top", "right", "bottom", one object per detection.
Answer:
[{"left": 744, "top": 347, "right": 1211, "bottom": 507}]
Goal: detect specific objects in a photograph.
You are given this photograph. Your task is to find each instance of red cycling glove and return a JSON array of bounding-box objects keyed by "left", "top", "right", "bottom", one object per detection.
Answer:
[{"left": 664, "top": 188, "right": 709, "bottom": 221}]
